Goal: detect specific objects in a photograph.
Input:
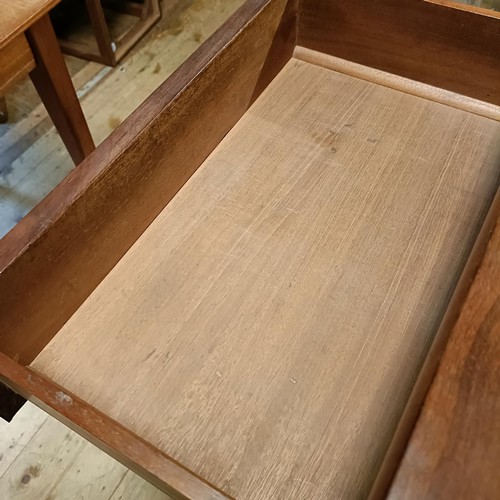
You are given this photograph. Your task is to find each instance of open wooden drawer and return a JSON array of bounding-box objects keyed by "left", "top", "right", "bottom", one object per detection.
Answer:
[{"left": 1, "top": 0, "right": 499, "bottom": 498}]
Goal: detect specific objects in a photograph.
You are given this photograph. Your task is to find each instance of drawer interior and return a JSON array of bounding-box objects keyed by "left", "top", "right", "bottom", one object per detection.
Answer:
[{"left": 30, "top": 53, "right": 500, "bottom": 499}]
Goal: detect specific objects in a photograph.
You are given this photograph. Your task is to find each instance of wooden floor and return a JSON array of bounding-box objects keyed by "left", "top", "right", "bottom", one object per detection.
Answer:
[
  {"left": 32, "top": 56, "right": 500, "bottom": 499},
  {"left": 456, "top": 0, "right": 500, "bottom": 11},
  {"left": 0, "top": 404, "right": 169, "bottom": 500},
  {"left": 0, "top": 0, "right": 244, "bottom": 498}
]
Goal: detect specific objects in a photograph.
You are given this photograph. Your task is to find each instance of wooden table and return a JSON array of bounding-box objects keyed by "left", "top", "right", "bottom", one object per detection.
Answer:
[{"left": 0, "top": 0, "right": 94, "bottom": 164}]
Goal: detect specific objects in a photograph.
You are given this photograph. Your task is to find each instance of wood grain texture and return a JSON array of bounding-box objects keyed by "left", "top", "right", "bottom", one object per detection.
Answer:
[
  {"left": 0, "top": 414, "right": 87, "bottom": 499},
  {"left": 45, "top": 441, "right": 128, "bottom": 500},
  {"left": 0, "top": 402, "right": 173, "bottom": 500},
  {"left": 387, "top": 216, "right": 500, "bottom": 499},
  {"left": 298, "top": 0, "right": 500, "bottom": 105},
  {"left": 110, "top": 470, "right": 173, "bottom": 500},
  {"left": 0, "top": 0, "right": 296, "bottom": 364},
  {"left": 0, "top": 34, "right": 35, "bottom": 95},
  {"left": 0, "top": 0, "right": 58, "bottom": 48},
  {"left": 33, "top": 59, "right": 500, "bottom": 499},
  {"left": 294, "top": 46, "right": 500, "bottom": 122},
  {"left": 368, "top": 189, "right": 500, "bottom": 500},
  {"left": 0, "top": 353, "right": 229, "bottom": 500},
  {"left": 0, "top": 403, "right": 48, "bottom": 477}
]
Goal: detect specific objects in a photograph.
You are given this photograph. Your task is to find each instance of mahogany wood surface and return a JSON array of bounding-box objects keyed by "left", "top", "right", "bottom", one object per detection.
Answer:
[
  {"left": 0, "top": 353, "right": 229, "bottom": 500},
  {"left": 387, "top": 212, "right": 500, "bottom": 499},
  {"left": 0, "top": 0, "right": 296, "bottom": 365},
  {"left": 298, "top": 0, "right": 500, "bottom": 105}
]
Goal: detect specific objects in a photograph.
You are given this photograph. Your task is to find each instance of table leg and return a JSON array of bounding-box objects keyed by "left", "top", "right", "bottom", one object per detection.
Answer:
[
  {"left": 26, "top": 14, "right": 95, "bottom": 165},
  {"left": 0, "top": 96, "right": 7, "bottom": 123}
]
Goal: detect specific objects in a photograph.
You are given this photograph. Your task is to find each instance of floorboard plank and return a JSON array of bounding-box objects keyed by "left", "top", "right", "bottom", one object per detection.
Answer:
[
  {"left": 0, "top": 403, "right": 48, "bottom": 477},
  {"left": 47, "top": 442, "right": 128, "bottom": 500},
  {"left": 0, "top": 415, "right": 86, "bottom": 499},
  {"left": 109, "top": 471, "right": 172, "bottom": 500}
]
